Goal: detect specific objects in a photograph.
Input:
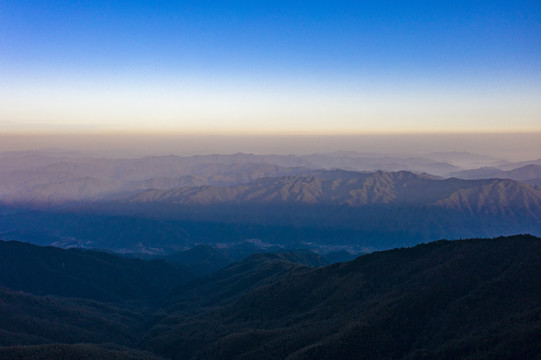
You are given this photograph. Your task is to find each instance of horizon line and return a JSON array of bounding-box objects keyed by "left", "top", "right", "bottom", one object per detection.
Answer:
[{"left": 2, "top": 130, "right": 541, "bottom": 137}]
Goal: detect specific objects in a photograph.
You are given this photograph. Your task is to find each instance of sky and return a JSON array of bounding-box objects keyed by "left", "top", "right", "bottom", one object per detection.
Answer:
[{"left": 0, "top": 0, "right": 540, "bottom": 136}]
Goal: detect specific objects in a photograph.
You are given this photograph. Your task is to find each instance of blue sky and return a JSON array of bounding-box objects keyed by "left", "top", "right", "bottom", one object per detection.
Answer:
[{"left": 1, "top": 1, "right": 540, "bottom": 134}]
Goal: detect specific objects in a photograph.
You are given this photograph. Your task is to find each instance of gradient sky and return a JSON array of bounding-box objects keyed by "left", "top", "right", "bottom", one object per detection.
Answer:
[{"left": 1, "top": 1, "right": 540, "bottom": 134}]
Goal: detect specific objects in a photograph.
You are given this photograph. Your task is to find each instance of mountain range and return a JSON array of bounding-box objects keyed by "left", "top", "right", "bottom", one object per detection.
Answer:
[
  {"left": 451, "top": 164, "right": 541, "bottom": 185},
  {"left": 1, "top": 149, "right": 540, "bottom": 257},
  {"left": 124, "top": 170, "right": 541, "bottom": 211},
  {"left": 0, "top": 235, "right": 539, "bottom": 359},
  {"left": 1, "top": 169, "right": 539, "bottom": 254},
  {"left": 2, "top": 150, "right": 540, "bottom": 205},
  {"left": 142, "top": 234, "right": 541, "bottom": 360}
]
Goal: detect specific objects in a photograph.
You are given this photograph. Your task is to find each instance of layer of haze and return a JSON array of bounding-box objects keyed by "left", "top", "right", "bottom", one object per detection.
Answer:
[
  {"left": 0, "top": 133, "right": 539, "bottom": 162},
  {"left": 1, "top": 1, "right": 540, "bottom": 134}
]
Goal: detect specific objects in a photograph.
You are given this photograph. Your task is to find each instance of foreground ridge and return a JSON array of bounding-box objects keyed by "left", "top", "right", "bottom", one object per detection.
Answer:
[{"left": 0, "top": 235, "right": 539, "bottom": 359}]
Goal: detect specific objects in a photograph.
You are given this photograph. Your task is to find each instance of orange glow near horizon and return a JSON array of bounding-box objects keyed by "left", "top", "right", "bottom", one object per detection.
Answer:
[{"left": 2, "top": 72, "right": 540, "bottom": 136}]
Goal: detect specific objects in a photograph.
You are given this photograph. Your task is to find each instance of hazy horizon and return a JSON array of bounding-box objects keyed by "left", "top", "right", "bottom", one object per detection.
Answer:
[
  {"left": 0, "top": 132, "right": 539, "bottom": 162},
  {"left": 1, "top": 3, "right": 539, "bottom": 161}
]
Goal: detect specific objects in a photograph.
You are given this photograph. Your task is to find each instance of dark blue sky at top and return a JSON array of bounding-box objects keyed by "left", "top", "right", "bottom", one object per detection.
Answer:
[{"left": 2, "top": 0, "right": 540, "bottom": 82}]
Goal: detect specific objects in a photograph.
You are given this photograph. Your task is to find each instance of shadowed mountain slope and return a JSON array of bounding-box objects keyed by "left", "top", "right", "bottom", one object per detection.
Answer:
[
  {"left": 142, "top": 234, "right": 541, "bottom": 360},
  {"left": 0, "top": 286, "right": 144, "bottom": 347},
  {"left": 161, "top": 245, "right": 235, "bottom": 275},
  {"left": 0, "top": 344, "right": 164, "bottom": 360},
  {"left": 162, "top": 246, "right": 328, "bottom": 275},
  {"left": 162, "top": 252, "right": 319, "bottom": 313},
  {"left": 0, "top": 235, "right": 539, "bottom": 359},
  {"left": 0, "top": 240, "right": 195, "bottom": 301},
  {"left": 268, "top": 250, "right": 329, "bottom": 268}
]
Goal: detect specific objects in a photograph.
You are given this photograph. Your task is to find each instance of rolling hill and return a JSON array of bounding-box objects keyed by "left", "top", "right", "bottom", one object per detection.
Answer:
[
  {"left": 142, "top": 234, "right": 541, "bottom": 360},
  {"left": 0, "top": 235, "right": 539, "bottom": 359},
  {"left": 0, "top": 240, "right": 195, "bottom": 301}
]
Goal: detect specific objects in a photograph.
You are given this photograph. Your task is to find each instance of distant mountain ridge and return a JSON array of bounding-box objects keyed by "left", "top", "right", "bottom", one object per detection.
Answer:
[
  {"left": 126, "top": 170, "right": 541, "bottom": 215},
  {"left": 0, "top": 159, "right": 313, "bottom": 203},
  {"left": 1, "top": 150, "right": 540, "bottom": 254},
  {"left": 2, "top": 150, "right": 540, "bottom": 205},
  {"left": 451, "top": 164, "right": 541, "bottom": 184},
  {"left": 1, "top": 169, "right": 539, "bottom": 253}
]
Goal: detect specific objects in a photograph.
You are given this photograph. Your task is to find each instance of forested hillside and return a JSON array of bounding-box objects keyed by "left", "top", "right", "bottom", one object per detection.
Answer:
[{"left": 1, "top": 235, "right": 539, "bottom": 359}]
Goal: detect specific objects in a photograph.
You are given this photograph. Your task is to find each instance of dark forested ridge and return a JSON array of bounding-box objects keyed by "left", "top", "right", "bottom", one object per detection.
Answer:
[
  {"left": 162, "top": 246, "right": 328, "bottom": 275},
  {"left": 0, "top": 343, "right": 165, "bottom": 360},
  {"left": 0, "top": 240, "right": 195, "bottom": 301},
  {"left": 0, "top": 286, "right": 144, "bottom": 347},
  {"left": 142, "top": 234, "right": 541, "bottom": 360},
  {"left": 0, "top": 235, "right": 540, "bottom": 359}
]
